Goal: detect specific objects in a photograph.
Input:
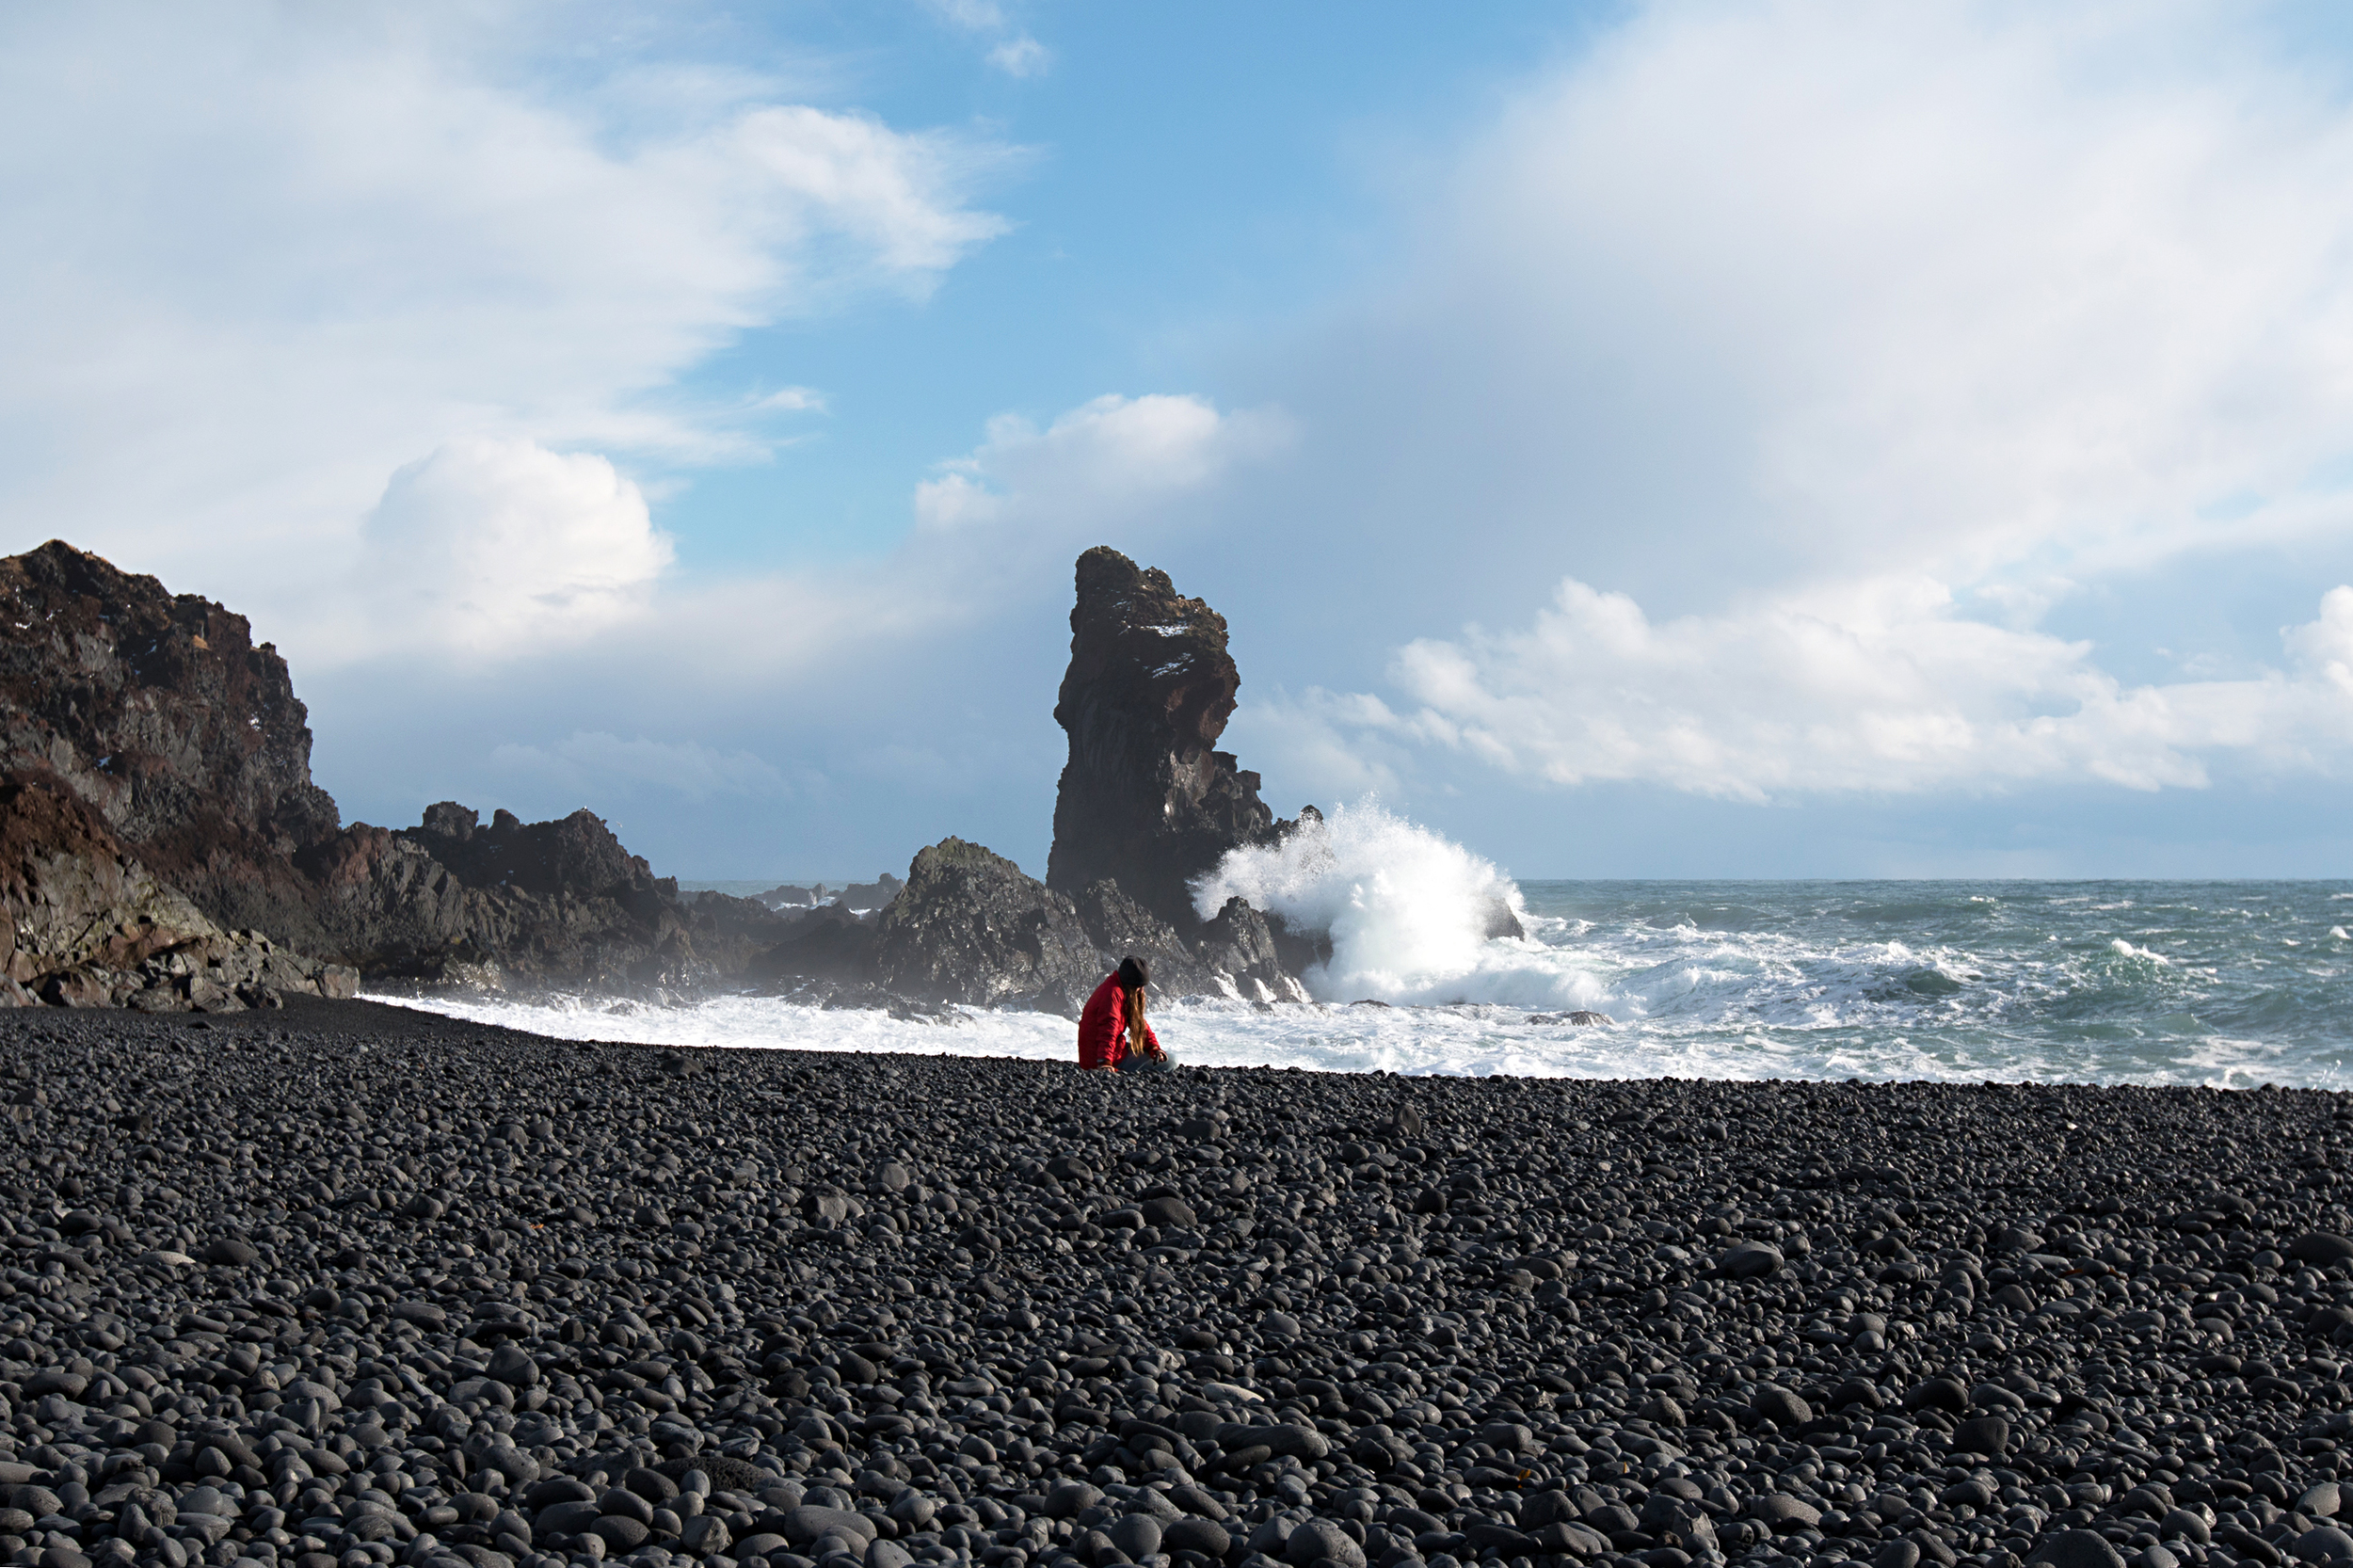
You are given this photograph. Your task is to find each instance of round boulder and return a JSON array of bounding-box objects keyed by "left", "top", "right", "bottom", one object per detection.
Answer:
[
  {"left": 2295, "top": 1528, "right": 2353, "bottom": 1565},
  {"left": 1283, "top": 1520, "right": 1367, "bottom": 1568},
  {"left": 1112, "top": 1515, "right": 1164, "bottom": 1561},
  {"left": 2029, "top": 1530, "right": 2128, "bottom": 1568},
  {"left": 2287, "top": 1234, "right": 2353, "bottom": 1267},
  {"left": 1044, "top": 1482, "right": 1103, "bottom": 1520},
  {"left": 1955, "top": 1416, "right": 2011, "bottom": 1456},
  {"left": 1164, "top": 1519, "right": 1233, "bottom": 1559}
]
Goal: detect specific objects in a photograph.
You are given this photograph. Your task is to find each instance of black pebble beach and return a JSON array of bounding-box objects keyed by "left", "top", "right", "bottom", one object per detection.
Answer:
[{"left": 6, "top": 1004, "right": 2353, "bottom": 1568}]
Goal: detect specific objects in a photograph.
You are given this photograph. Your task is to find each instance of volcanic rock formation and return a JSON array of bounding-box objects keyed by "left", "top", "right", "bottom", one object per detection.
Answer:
[
  {"left": 867, "top": 839, "right": 1103, "bottom": 1012},
  {"left": 1046, "top": 548, "right": 1290, "bottom": 936},
  {"left": 293, "top": 803, "right": 788, "bottom": 992},
  {"left": 0, "top": 541, "right": 798, "bottom": 1004},
  {"left": 0, "top": 538, "right": 1326, "bottom": 1014},
  {"left": 0, "top": 772, "right": 354, "bottom": 1008}
]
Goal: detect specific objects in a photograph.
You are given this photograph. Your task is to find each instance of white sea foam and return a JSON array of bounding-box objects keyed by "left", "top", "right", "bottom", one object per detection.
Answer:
[
  {"left": 369, "top": 814, "right": 2353, "bottom": 1089},
  {"left": 1189, "top": 799, "right": 1594, "bottom": 1008}
]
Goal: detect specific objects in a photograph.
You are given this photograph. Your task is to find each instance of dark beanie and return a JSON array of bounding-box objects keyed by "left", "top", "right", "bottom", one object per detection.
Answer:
[{"left": 1117, "top": 955, "right": 1150, "bottom": 989}]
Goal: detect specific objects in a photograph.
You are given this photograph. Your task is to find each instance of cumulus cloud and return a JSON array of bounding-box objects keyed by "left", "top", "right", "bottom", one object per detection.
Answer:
[
  {"left": 1358, "top": 0, "right": 2353, "bottom": 602},
  {"left": 986, "top": 39, "right": 1053, "bottom": 79},
  {"left": 443, "top": 391, "right": 1290, "bottom": 696},
  {"left": 353, "top": 439, "right": 673, "bottom": 659},
  {"left": 1211, "top": 1, "right": 2353, "bottom": 815},
  {"left": 1279, "top": 576, "right": 2353, "bottom": 801},
  {"left": 0, "top": 5, "right": 1010, "bottom": 641}
]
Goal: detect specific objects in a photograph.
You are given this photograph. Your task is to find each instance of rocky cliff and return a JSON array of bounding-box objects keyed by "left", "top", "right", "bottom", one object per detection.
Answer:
[
  {"left": 291, "top": 802, "right": 794, "bottom": 990},
  {"left": 0, "top": 541, "right": 342, "bottom": 939},
  {"left": 869, "top": 839, "right": 1103, "bottom": 1010},
  {"left": 0, "top": 770, "right": 355, "bottom": 1008},
  {"left": 0, "top": 541, "right": 795, "bottom": 1005}
]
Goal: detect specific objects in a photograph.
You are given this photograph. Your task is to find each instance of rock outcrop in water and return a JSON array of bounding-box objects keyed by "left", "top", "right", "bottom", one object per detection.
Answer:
[
  {"left": 1047, "top": 547, "right": 1288, "bottom": 934},
  {"left": 868, "top": 839, "right": 1103, "bottom": 1011},
  {"left": 746, "top": 839, "right": 1309, "bottom": 1011},
  {"left": 1042, "top": 548, "right": 1321, "bottom": 1000},
  {"left": 294, "top": 802, "right": 793, "bottom": 991},
  {"left": 0, "top": 538, "right": 1339, "bottom": 1014}
]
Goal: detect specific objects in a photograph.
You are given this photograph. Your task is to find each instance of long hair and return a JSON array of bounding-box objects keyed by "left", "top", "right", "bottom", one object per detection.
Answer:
[{"left": 1117, "top": 954, "right": 1150, "bottom": 1056}]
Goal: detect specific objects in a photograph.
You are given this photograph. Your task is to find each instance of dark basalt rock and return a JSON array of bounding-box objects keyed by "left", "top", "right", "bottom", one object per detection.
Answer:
[
  {"left": 0, "top": 541, "right": 340, "bottom": 937},
  {"left": 1046, "top": 547, "right": 1291, "bottom": 936},
  {"left": 0, "top": 771, "right": 353, "bottom": 1009},
  {"left": 0, "top": 541, "right": 785, "bottom": 1000},
  {"left": 868, "top": 838, "right": 1102, "bottom": 1012},
  {"left": 293, "top": 804, "right": 719, "bottom": 990},
  {"left": 746, "top": 903, "right": 878, "bottom": 985},
  {"left": 1067, "top": 878, "right": 1221, "bottom": 998},
  {"left": 752, "top": 873, "right": 902, "bottom": 913},
  {"left": 1193, "top": 894, "right": 1310, "bottom": 1003}
]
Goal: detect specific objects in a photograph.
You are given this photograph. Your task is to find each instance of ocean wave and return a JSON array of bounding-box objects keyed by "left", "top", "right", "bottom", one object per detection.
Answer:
[{"left": 375, "top": 807, "right": 2353, "bottom": 1088}]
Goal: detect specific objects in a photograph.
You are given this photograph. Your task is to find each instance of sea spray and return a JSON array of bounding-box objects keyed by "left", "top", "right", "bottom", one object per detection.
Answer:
[{"left": 1189, "top": 799, "right": 1597, "bottom": 1006}]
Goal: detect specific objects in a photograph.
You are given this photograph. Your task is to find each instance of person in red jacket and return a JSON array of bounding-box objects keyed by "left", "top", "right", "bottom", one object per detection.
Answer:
[{"left": 1079, "top": 955, "right": 1166, "bottom": 1072}]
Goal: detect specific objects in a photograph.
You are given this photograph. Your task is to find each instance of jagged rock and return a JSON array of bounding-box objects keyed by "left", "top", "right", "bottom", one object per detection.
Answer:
[
  {"left": 747, "top": 904, "right": 878, "bottom": 984},
  {"left": 870, "top": 839, "right": 1102, "bottom": 1013},
  {"left": 0, "top": 772, "right": 352, "bottom": 1009},
  {"left": 754, "top": 873, "right": 902, "bottom": 913},
  {"left": 1193, "top": 895, "right": 1311, "bottom": 1003},
  {"left": 294, "top": 805, "right": 716, "bottom": 990},
  {"left": 0, "top": 541, "right": 340, "bottom": 936},
  {"left": 0, "top": 543, "right": 781, "bottom": 1000},
  {"left": 1046, "top": 547, "right": 1292, "bottom": 935},
  {"left": 835, "top": 873, "right": 903, "bottom": 914},
  {"left": 0, "top": 543, "right": 729, "bottom": 996},
  {"left": 1069, "top": 879, "right": 1220, "bottom": 997}
]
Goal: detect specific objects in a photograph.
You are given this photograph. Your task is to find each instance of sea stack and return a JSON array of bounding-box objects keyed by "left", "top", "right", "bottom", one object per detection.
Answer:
[{"left": 1046, "top": 547, "right": 1286, "bottom": 936}]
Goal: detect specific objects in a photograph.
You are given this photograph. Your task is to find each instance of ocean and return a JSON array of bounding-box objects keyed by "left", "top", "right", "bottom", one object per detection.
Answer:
[{"left": 374, "top": 807, "right": 2353, "bottom": 1090}]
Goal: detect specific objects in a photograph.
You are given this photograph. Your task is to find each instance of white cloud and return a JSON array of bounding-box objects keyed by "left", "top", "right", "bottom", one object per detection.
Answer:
[
  {"left": 489, "top": 730, "right": 789, "bottom": 804},
  {"left": 0, "top": 5, "right": 1009, "bottom": 644},
  {"left": 914, "top": 393, "right": 1289, "bottom": 536},
  {"left": 1294, "top": 574, "right": 2353, "bottom": 800},
  {"left": 1217, "top": 1, "right": 2353, "bottom": 811},
  {"left": 920, "top": 0, "right": 1050, "bottom": 77},
  {"left": 1387, "top": 0, "right": 2353, "bottom": 600},
  {"left": 748, "top": 387, "right": 829, "bottom": 414},
  {"left": 445, "top": 391, "right": 1291, "bottom": 695},
  {"left": 355, "top": 439, "right": 673, "bottom": 658},
  {"left": 986, "top": 39, "right": 1053, "bottom": 79}
]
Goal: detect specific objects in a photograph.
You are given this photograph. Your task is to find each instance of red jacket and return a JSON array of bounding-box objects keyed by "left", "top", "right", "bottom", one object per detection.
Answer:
[{"left": 1078, "top": 973, "right": 1159, "bottom": 1069}]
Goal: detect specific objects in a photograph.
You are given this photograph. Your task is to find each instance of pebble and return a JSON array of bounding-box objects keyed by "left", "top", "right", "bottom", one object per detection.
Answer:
[{"left": 8, "top": 1007, "right": 2353, "bottom": 1568}]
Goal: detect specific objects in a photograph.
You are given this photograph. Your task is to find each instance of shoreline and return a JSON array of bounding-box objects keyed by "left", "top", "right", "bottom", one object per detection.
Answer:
[
  {"left": 1, "top": 1004, "right": 2347, "bottom": 1568},
  {"left": 347, "top": 991, "right": 2325, "bottom": 1095}
]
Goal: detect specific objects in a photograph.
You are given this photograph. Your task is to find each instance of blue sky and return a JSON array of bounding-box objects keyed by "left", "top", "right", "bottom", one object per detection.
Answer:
[{"left": 9, "top": 1, "right": 2353, "bottom": 883}]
